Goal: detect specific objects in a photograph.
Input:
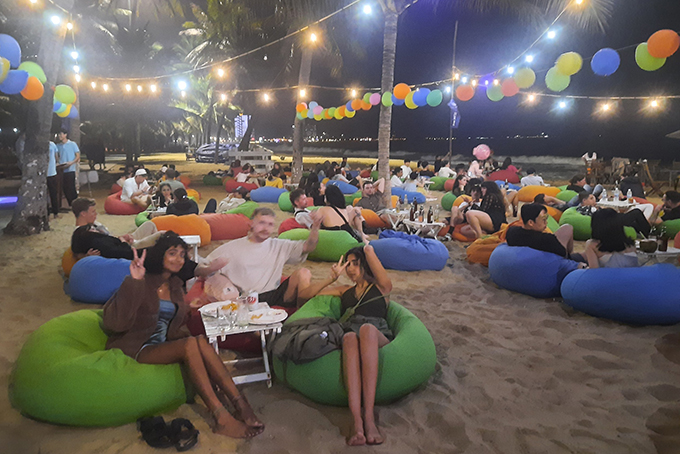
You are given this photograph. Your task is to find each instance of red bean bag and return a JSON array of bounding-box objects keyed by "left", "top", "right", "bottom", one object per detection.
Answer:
[
  {"left": 104, "top": 191, "right": 144, "bottom": 215},
  {"left": 361, "top": 209, "right": 388, "bottom": 229},
  {"left": 225, "top": 180, "right": 258, "bottom": 193},
  {"left": 186, "top": 188, "right": 201, "bottom": 201},
  {"left": 633, "top": 197, "right": 656, "bottom": 208},
  {"left": 62, "top": 248, "right": 78, "bottom": 277},
  {"left": 675, "top": 231, "right": 680, "bottom": 249},
  {"left": 452, "top": 224, "right": 476, "bottom": 242},
  {"left": 444, "top": 179, "right": 456, "bottom": 192},
  {"left": 487, "top": 169, "right": 520, "bottom": 184},
  {"left": 110, "top": 183, "right": 122, "bottom": 194},
  {"left": 278, "top": 218, "right": 305, "bottom": 235},
  {"left": 151, "top": 214, "right": 212, "bottom": 246},
  {"left": 360, "top": 170, "right": 371, "bottom": 178},
  {"left": 517, "top": 186, "right": 560, "bottom": 203},
  {"left": 179, "top": 175, "right": 191, "bottom": 188},
  {"left": 199, "top": 213, "right": 250, "bottom": 241}
]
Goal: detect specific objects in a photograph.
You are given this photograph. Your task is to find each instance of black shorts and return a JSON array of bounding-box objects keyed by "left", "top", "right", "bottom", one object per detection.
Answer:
[{"left": 258, "top": 278, "right": 292, "bottom": 308}]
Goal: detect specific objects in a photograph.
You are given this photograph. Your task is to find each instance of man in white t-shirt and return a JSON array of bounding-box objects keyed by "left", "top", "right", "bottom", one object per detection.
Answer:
[
  {"left": 121, "top": 168, "right": 154, "bottom": 208},
  {"left": 200, "top": 207, "right": 321, "bottom": 308},
  {"left": 290, "top": 189, "right": 313, "bottom": 228},
  {"left": 520, "top": 167, "right": 545, "bottom": 187},
  {"left": 400, "top": 160, "right": 412, "bottom": 180},
  {"left": 437, "top": 162, "right": 456, "bottom": 178}
]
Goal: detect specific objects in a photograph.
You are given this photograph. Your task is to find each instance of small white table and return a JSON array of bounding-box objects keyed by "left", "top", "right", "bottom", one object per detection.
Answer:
[
  {"left": 180, "top": 235, "right": 201, "bottom": 260},
  {"left": 382, "top": 209, "right": 410, "bottom": 230},
  {"left": 597, "top": 199, "right": 637, "bottom": 212},
  {"left": 403, "top": 219, "right": 446, "bottom": 238},
  {"left": 201, "top": 309, "right": 284, "bottom": 387},
  {"left": 636, "top": 243, "right": 680, "bottom": 265}
]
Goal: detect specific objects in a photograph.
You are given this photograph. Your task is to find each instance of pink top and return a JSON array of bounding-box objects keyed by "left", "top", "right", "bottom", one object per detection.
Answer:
[{"left": 468, "top": 161, "right": 484, "bottom": 178}]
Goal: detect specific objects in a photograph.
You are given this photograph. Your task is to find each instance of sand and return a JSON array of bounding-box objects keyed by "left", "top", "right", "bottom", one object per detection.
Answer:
[{"left": 1, "top": 158, "right": 680, "bottom": 454}]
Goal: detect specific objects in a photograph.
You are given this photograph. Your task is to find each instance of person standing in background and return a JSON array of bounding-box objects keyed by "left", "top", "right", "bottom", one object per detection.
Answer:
[
  {"left": 56, "top": 128, "right": 80, "bottom": 205},
  {"left": 46, "top": 139, "right": 60, "bottom": 218}
]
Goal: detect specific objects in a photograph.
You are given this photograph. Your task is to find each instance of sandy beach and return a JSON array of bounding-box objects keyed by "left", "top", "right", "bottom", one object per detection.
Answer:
[{"left": 2, "top": 157, "right": 680, "bottom": 454}]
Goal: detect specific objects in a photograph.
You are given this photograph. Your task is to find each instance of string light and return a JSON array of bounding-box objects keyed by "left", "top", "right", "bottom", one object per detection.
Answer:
[
  {"left": 74, "top": 74, "right": 81, "bottom": 82},
  {"left": 125, "top": 84, "right": 131, "bottom": 92},
  {"left": 102, "top": 83, "right": 109, "bottom": 92},
  {"left": 484, "top": 80, "right": 490, "bottom": 86},
  {"left": 471, "top": 80, "right": 477, "bottom": 87},
  {"left": 29, "top": 0, "right": 37, "bottom": 3},
  {"left": 351, "top": 89, "right": 357, "bottom": 97},
  {"left": 263, "top": 93, "right": 271, "bottom": 102},
  {"left": 137, "top": 85, "right": 142, "bottom": 92},
  {"left": 70, "top": 51, "right": 79, "bottom": 60},
  {"left": 216, "top": 68, "right": 225, "bottom": 78},
  {"left": 650, "top": 100, "right": 659, "bottom": 108},
  {"left": 527, "top": 94, "right": 537, "bottom": 103},
  {"left": 507, "top": 67, "right": 515, "bottom": 75},
  {"left": 180, "top": 90, "right": 186, "bottom": 98},
  {"left": 90, "top": 81, "right": 96, "bottom": 89},
  {"left": 547, "top": 30, "right": 557, "bottom": 40},
  {"left": 310, "top": 33, "right": 318, "bottom": 43},
  {"left": 150, "top": 84, "right": 157, "bottom": 93},
  {"left": 493, "top": 79, "right": 499, "bottom": 86},
  {"left": 525, "top": 55, "right": 534, "bottom": 63},
  {"left": 50, "top": 16, "right": 60, "bottom": 25},
  {"left": 72, "top": 65, "right": 80, "bottom": 73},
  {"left": 66, "top": 22, "right": 73, "bottom": 30},
  {"left": 177, "top": 81, "right": 187, "bottom": 90},
  {"left": 461, "top": 77, "right": 468, "bottom": 84},
  {"left": 220, "top": 93, "right": 227, "bottom": 102},
  {"left": 601, "top": 103, "right": 611, "bottom": 112},
  {"left": 299, "top": 89, "right": 306, "bottom": 97},
  {"left": 558, "top": 100, "right": 568, "bottom": 109},
  {"left": 363, "top": 4, "right": 372, "bottom": 14},
  {"left": 445, "top": 86, "right": 451, "bottom": 94}
]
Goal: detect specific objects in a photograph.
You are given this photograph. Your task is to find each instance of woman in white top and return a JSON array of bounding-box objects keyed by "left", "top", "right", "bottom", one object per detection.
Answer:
[
  {"left": 235, "top": 164, "right": 260, "bottom": 187},
  {"left": 389, "top": 168, "right": 403, "bottom": 188},
  {"left": 468, "top": 159, "right": 485, "bottom": 178},
  {"left": 584, "top": 208, "right": 639, "bottom": 268}
]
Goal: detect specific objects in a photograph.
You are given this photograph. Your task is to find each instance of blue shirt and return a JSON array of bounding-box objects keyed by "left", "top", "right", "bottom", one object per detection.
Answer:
[
  {"left": 47, "top": 142, "right": 58, "bottom": 177},
  {"left": 57, "top": 140, "right": 80, "bottom": 173}
]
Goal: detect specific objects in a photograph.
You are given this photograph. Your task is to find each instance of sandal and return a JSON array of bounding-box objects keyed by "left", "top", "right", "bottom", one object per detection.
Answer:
[
  {"left": 138, "top": 416, "right": 175, "bottom": 449},
  {"left": 169, "top": 418, "right": 200, "bottom": 452}
]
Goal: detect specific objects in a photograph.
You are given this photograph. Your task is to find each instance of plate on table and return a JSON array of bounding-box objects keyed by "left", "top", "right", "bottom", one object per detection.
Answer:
[
  {"left": 248, "top": 308, "right": 288, "bottom": 325},
  {"left": 199, "top": 301, "right": 236, "bottom": 318}
]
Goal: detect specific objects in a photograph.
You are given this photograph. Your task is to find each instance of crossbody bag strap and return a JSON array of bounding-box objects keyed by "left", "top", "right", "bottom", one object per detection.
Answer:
[{"left": 330, "top": 205, "right": 351, "bottom": 227}]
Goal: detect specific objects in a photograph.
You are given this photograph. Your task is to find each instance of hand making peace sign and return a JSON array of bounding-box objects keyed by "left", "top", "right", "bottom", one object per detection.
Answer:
[
  {"left": 130, "top": 248, "right": 147, "bottom": 280},
  {"left": 330, "top": 255, "right": 348, "bottom": 282}
]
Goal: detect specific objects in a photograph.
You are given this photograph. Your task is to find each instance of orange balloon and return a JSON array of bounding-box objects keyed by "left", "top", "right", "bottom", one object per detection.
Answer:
[
  {"left": 501, "top": 79, "right": 519, "bottom": 97},
  {"left": 296, "top": 102, "right": 307, "bottom": 113},
  {"left": 324, "top": 109, "right": 332, "bottom": 119},
  {"left": 455, "top": 85, "right": 475, "bottom": 102},
  {"left": 648, "top": 29, "right": 680, "bottom": 58},
  {"left": 361, "top": 100, "right": 372, "bottom": 110},
  {"left": 20, "top": 76, "right": 44, "bottom": 101},
  {"left": 338, "top": 105, "right": 346, "bottom": 116},
  {"left": 393, "top": 83, "right": 411, "bottom": 100},
  {"left": 351, "top": 99, "right": 362, "bottom": 111}
]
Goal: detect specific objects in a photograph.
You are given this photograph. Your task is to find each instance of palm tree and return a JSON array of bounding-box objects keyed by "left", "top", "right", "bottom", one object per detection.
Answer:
[{"left": 375, "top": 0, "right": 613, "bottom": 206}]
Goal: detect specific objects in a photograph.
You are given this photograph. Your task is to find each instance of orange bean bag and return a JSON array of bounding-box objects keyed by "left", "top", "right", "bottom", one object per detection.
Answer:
[
  {"left": 452, "top": 224, "right": 476, "bottom": 242},
  {"left": 110, "top": 183, "right": 122, "bottom": 194},
  {"left": 199, "top": 213, "right": 250, "bottom": 241},
  {"left": 179, "top": 175, "right": 191, "bottom": 188},
  {"left": 444, "top": 179, "right": 456, "bottom": 192},
  {"left": 545, "top": 205, "right": 562, "bottom": 222},
  {"left": 151, "top": 214, "right": 211, "bottom": 246},
  {"left": 466, "top": 236, "right": 504, "bottom": 266},
  {"left": 517, "top": 186, "right": 560, "bottom": 203},
  {"left": 186, "top": 188, "right": 201, "bottom": 201},
  {"left": 361, "top": 209, "right": 388, "bottom": 229},
  {"left": 104, "top": 191, "right": 144, "bottom": 215},
  {"left": 453, "top": 195, "right": 472, "bottom": 207},
  {"left": 278, "top": 218, "right": 305, "bottom": 235},
  {"left": 62, "top": 248, "right": 78, "bottom": 277},
  {"left": 225, "top": 180, "right": 258, "bottom": 193},
  {"left": 352, "top": 195, "right": 399, "bottom": 208}
]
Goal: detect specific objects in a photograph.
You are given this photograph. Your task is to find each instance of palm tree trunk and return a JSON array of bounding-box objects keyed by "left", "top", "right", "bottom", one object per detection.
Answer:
[
  {"left": 378, "top": 5, "right": 399, "bottom": 207},
  {"left": 4, "top": 3, "right": 72, "bottom": 235},
  {"left": 292, "top": 45, "right": 313, "bottom": 183}
]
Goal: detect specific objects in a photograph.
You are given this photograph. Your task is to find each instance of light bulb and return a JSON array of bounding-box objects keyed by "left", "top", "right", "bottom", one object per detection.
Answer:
[
  {"left": 137, "top": 85, "right": 142, "bottom": 92},
  {"left": 217, "top": 68, "right": 225, "bottom": 78},
  {"left": 90, "top": 81, "right": 96, "bottom": 89},
  {"left": 220, "top": 93, "right": 227, "bottom": 102},
  {"left": 150, "top": 84, "right": 157, "bottom": 93},
  {"left": 263, "top": 93, "right": 270, "bottom": 102},
  {"left": 102, "top": 84, "right": 109, "bottom": 92},
  {"left": 299, "top": 89, "right": 306, "bottom": 97},
  {"left": 71, "top": 51, "right": 79, "bottom": 60},
  {"left": 559, "top": 101, "right": 567, "bottom": 109},
  {"left": 310, "top": 33, "right": 317, "bottom": 43},
  {"left": 51, "top": 16, "right": 61, "bottom": 25},
  {"left": 493, "top": 79, "right": 499, "bottom": 86},
  {"left": 547, "top": 30, "right": 557, "bottom": 40},
  {"left": 507, "top": 67, "right": 515, "bottom": 75},
  {"left": 363, "top": 4, "right": 372, "bottom": 14},
  {"left": 73, "top": 65, "right": 80, "bottom": 73},
  {"left": 351, "top": 89, "right": 357, "bottom": 97},
  {"left": 66, "top": 22, "right": 73, "bottom": 30},
  {"left": 525, "top": 55, "right": 534, "bottom": 63}
]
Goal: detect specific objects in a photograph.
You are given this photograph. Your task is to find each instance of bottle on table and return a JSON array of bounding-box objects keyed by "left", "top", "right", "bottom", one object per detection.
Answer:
[
  {"left": 409, "top": 201, "right": 415, "bottom": 221},
  {"left": 600, "top": 188, "right": 607, "bottom": 201},
  {"left": 413, "top": 197, "right": 418, "bottom": 214},
  {"left": 418, "top": 207, "right": 424, "bottom": 223},
  {"left": 613, "top": 182, "right": 620, "bottom": 201},
  {"left": 658, "top": 226, "right": 669, "bottom": 252},
  {"left": 427, "top": 206, "right": 433, "bottom": 223},
  {"left": 626, "top": 189, "right": 633, "bottom": 203}
]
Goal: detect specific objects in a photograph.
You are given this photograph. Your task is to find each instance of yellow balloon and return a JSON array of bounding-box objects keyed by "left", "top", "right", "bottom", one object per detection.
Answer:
[
  {"left": 334, "top": 109, "right": 343, "bottom": 120},
  {"left": 345, "top": 110, "right": 356, "bottom": 118},
  {"left": 57, "top": 104, "right": 72, "bottom": 118},
  {"left": 314, "top": 113, "right": 323, "bottom": 121},
  {"left": 513, "top": 67, "right": 536, "bottom": 89},
  {"left": 556, "top": 52, "right": 583, "bottom": 76},
  {"left": 405, "top": 91, "right": 418, "bottom": 109},
  {"left": 0, "top": 57, "right": 9, "bottom": 84}
]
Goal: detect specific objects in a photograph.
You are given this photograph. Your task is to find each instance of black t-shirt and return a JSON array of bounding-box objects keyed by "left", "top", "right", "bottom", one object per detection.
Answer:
[
  {"left": 566, "top": 184, "right": 586, "bottom": 193},
  {"left": 662, "top": 206, "right": 680, "bottom": 221},
  {"left": 167, "top": 199, "right": 199, "bottom": 216},
  {"left": 505, "top": 226, "right": 567, "bottom": 257},
  {"left": 620, "top": 177, "right": 645, "bottom": 198}
]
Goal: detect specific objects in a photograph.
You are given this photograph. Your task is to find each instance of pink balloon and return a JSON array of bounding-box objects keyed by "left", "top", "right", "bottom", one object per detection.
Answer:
[
  {"left": 313, "top": 105, "right": 323, "bottom": 115},
  {"left": 473, "top": 144, "right": 491, "bottom": 161},
  {"left": 369, "top": 93, "right": 381, "bottom": 105}
]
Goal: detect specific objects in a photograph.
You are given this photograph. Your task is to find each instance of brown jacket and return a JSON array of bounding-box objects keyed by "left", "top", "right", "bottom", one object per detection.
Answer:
[{"left": 102, "top": 274, "right": 190, "bottom": 358}]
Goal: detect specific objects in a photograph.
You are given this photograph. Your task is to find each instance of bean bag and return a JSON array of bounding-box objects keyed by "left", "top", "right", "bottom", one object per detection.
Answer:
[
  {"left": 347, "top": 170, "right": 359, "bottom": 179},
  {"left": 392, "top": 187, "right": 425, "bottom": 204},
  {"left": 466, "top": 236, "right": 504, "bottom": 267},
  {"left": 250, "top": 186, "right": 286, "bottom": 203},
  {"left": 494, "top": 180, "right": 520, "bottom": 191},
  {"left": 371, "top": 171, "right": 379, "bottom": 180},
  {"left": 104, "top": 191, "right": 143, "bottom": 215},
  {"left": 135, "top": 211, "right": 152, "bottom": 227},
  {"left": 9, "top": 310, "right": 186, "bottom": 427},
  {"left": 428, "top": 176, "right": 450, "bottom": 191},
  {"left": 546, "top": 214, "right": 560, "bottom": 233},
  {"left": 556, "top": 190, "right": 578, "bottom": 202},
  {"left": 186, "top": 188, "right": 201, "bottom": 201},
  {"left": 66, "top": 256, "right": 131, "bottom": 304},
  {"left": 675, "top": 231, "right": 680, "bottom": 249},
  {"left": 353, "top": 195, "right": 399, "bottom": 209},
  {"left": 344, "top": 191, "right": 362, "bottom": 207},
  {"left": 560, "top": 264, "right": 680, "bottom": 325},
  {"left": 360, "top": 169, "right": 371, "bottom": 178},
  {"left": 326, "top": 180, "right": 360, "bottom": 195},
  {"left": 203, "top": 175, "right": 223, "bottom": 186},
  {"left": 110, "top": 183, "right": 122, "bottom": 194},
  {"left": 225, "top": 200, "right": 259, "bottom": 218},
  {"left": 179, "top": 175, "right": 191, "bottom": 188},
  {"left": 278, "top": 218, "right": 305, "bottom": 235},
  {"left": 321, "top": 178, "right": 330, "bottom": 185},
  {"left": 371, "top": 231, "right": 448, "bottom": 271},
  {"left": 546, "top": 206, "right": 562, "bottom": 222},
  {"left": 488, "top": 243, "right": 579, "bottom": 298},
  {"left": 272, "top": 295, "right": 436, "bottom": 406},
  {"left": 558, "top": 207, "right": 591, "bottom": 240},
  {"left": 441, "top": 192, "right": 457, "bottom": 211},
  {"left": 278, "top": 229, "right": 362, "bottom": 262},
  {"left": 61, "top": 248, "right": 77, "bottom": 277},
  {"left": 225, "top": 180, "right": 257, "bottom": 193},
  {"left": 517, "top": 186, "right": 560, "bottom": 203},
  {"left": 453, "top": 195, "right": 471, "bottom": 208},
  {"left": 199, "top": 213, "right": 250, "bottom": 241},
  {"left": 452, "top": 223, "right": 476, "bottom": 242},
  {"left": 361, "top": 209, "right": 388, "bottom": 229},
  {"left": 488, "top": 170, "right": 521, "bottom": 184},
  {"left": 661, "top": 219, "right": 680, "bottom": 239},
  {"left": 443, "top": 179, "right": 456, "bottom": 192},
  {"left": 558, "top": 185, "right": 567, "bottom": 191},
  {"left": 151, "top": 214, "right": 211, "bottom": 246}
]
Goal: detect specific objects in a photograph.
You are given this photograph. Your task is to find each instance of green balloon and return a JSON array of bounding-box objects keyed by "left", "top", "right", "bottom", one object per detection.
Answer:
[
  {"left": 296, "top": 112, "right": 304, "bottom": 120},
  {"left": 328, "top": 107, "right": 336, "bottom": 116},
  {"left": 426, "top": 89, "right": 443, "bottom": 107},
  {"left": 18, "top": 62, "right": 46, "bottom": 84},
  {"left": 545, "top": 67, "right": 570, "bottom": 92},
  {"left": 381, "top": 91, "right": 393, "bottom": 107},
  {"left": 486, "top": 85, "right": 504, "bottom": 102},
  {"left": 54, "top": 84, "right": 76, "bottom": 104},
  {"left": 635, "top": 43, "right": 666, "bottom": 71},
  {"left": 362, "top": 93, "right": 371, "bottom": 103}
]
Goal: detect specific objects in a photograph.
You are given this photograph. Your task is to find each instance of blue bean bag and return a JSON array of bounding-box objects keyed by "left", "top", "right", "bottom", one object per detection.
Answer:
[
  {"left": 560, "top": 264, "right": 680, "bottom": 325},
  {"left": 488, "top": 243, "right": 579, "bottom": 298},
  {"left": 250, "top": 186, "right": 286, "bottom": 203},
  {"left": 494, "top": 180, "right": 520, "bottom": 191},
  {"left": 66, "top": 256, "right": 130, "bottom": 304},
  {"left": 347, "top": 170, "right": 359, "bottom": 179},
  {"left": 326, "top": 180, "right": 360, "bottom": 195},
  {"left": 371, "top": 231, "right": 448, "bottom": 271},
  {"left": 392, "top": 187, "right": 426, "bottom": 204}
]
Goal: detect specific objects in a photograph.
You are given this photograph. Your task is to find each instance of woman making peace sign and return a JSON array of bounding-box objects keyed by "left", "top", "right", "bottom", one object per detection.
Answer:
[{"left": 102, "top": 232, "right": 263, "bottom": 438}]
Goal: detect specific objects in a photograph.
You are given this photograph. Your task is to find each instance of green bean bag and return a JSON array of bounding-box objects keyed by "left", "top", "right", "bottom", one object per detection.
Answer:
[
  {"left": 135, "top": 211, "right": 152, "bottom": 227},
  {"left": 371, "top": 171, "right": 379, "bottom": 181},
  {"left": 556, "top": 190, "right": 578, "bottom": 202},
  {"left": 278, "top": 228, "right": 361, "bottom": 261},
  {"left": 225, "top": 200, "right": 259, "bottom": 218},
  {"left": 559, "top": 207, "right": 637, "bottom": 241},
  {"left": 558, "top": 185, "right": 567, "bottom": 191},
  {"left": 428, "top": 176, "right": 449, "bottom": 192},
  {"left": 272, "top": 295, "right": 436, "bottom": 406},
  {"left": 278, "top": 191, "right": 294, "bottom": 212},
  {"left": 441, "top": 192, "right": 457, "bottom": 211},
  {"left": 661, "top": 219, "right": 680, "bottom": 239},
  {"left": 9, "top": 310, "right": 187, "bottom": 427},
  {"left": 344, "top": 191, "right": 362, "bottom": 207},
  {"left": 202, "top": 175, "right": 223, "bottom": 186},
  {"left": 547, "top": 215, "right": 560, "bottom": 233}
]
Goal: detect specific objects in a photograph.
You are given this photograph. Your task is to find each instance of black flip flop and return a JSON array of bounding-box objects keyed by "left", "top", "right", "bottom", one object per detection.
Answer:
[
  {"left": 138, "top": 416, "right": 175, "bottom": 449},
  {"left": 169, "top": 418, "right": 200, "bottom": 452}
]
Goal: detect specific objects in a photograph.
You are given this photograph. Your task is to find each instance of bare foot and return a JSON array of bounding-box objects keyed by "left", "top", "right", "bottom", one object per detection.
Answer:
[
  {"left": 213, "top": 407, "right": 262, "bottom": 439},
  {"left": 364, "top": 421, "right": 384, "bottom": 445},
  {"left": 347, "top": 426, "right": 366, "bottom": 446},
  {"left": 233, "top": 395, "right": 265, "bottom": 431}
]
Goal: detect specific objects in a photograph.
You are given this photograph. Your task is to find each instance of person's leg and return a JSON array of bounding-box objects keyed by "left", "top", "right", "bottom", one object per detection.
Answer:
[
  {"left": 352, "top": 211, "right": 370, "bottom": 243},
  {"left": 137, "top": 337, "right": 258, "bottom": 438},
  {"left": 204, "top": 198, "right": 217, "bottom": 213},
  {"left": 342, "top": 332, "right": 365, "bottom": 446},
  {"left": 620, "top": 210, "right": 651, "bottom": 237},
  {"left": 567, "top": 194, "right": 580, "bottom": 207},
  {"left": 358, "top": 324, "right": 390, "bottom": 445},
  {"left": 46, "top": 175, "right": 59, "bottom": 216},
  {"left": 132, "top": 231, "right": 164, "bottom": 249},
  {"left": 449, "top": 206, "right": 465, "bottom": 226},
  {"left": 631, "top": 204, "right": 654, "bottom": 219},
  {"left": 63, "top": 171, "right": 78, "bottom": 204},
  {"left": 592, "top": 184, "right": 603, "bottom": 198},
  {"left": 131, "top": 195, "right": 150, "bottom": 209},
  {"left": 554, "top": 224, "right": 574, "bottom": 254},
  {"left": 465, "top": 211, "right": 494, "bottom": 238},
  {"left": 282, "top": 268, "right": 312, "bottom": 307}
]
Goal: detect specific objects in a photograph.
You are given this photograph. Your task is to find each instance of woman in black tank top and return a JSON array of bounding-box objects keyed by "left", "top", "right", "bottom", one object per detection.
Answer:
[{"left": 298, "top": 245, "right": 392, "bottom": 446}]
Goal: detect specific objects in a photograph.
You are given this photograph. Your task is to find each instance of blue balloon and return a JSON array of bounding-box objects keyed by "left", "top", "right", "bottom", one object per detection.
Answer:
[
  {"left": 308, "top": 101, "right": 318, "bottom": 110},
  {"left": 345, "top": 101, "right": 354, "bottom": 112},
  {"left": 413, "top": 88, "right": 430, "bottom": 107},
  {"left": 391, "top": 94, "right": 405, "bottom": 106},
  {"left": 0, "top": 70, "right": 28, "bottom": 95},
  {"left": 591, "top": 48, "right": 620, "bottom": 77},
  {"left": 306, "top": 108, "right": 314, "bottom": 119},
  {"left": 53, "top": 101, "right": 63, "bottom": 113},
  {"left": 0, "top": 34, "right": 21, "bottom": 68},
  {"left": 67, "top": 105, "right": 79, "bottom": 119}
]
